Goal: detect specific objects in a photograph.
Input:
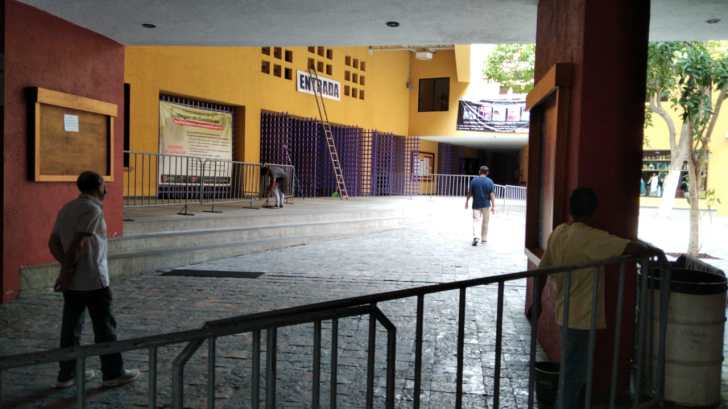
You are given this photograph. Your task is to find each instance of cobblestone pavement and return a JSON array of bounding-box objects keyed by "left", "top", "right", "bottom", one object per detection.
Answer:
[
  {"left": 1, "top": 198, "right": 726, "bottom": 408},
  {"left": 0, "top": 199, "right": 533, "bottom": 409}
]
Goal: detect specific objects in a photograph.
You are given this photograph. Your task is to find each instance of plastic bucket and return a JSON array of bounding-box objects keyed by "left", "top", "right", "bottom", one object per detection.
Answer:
[{"left": 535, "top": 361, "right": 560, "bottom": 404}]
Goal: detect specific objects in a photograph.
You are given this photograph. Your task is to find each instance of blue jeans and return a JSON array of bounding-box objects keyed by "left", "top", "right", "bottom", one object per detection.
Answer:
[{"left": 556, "top": 328, "right": 590, "bottom": 409}]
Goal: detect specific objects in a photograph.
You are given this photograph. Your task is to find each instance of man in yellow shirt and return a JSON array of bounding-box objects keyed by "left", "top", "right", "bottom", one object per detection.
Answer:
[{"left": 535, "top": 188, "right": 657, "bottom": 409}]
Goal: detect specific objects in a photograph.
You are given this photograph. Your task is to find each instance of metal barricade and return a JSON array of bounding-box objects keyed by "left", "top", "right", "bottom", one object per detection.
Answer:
[
  {"left": 0, "top": 253, "right": 671, "bottom": 409},
  {"left": 124, "top": 151, "right": 296, "bottom": 214}
]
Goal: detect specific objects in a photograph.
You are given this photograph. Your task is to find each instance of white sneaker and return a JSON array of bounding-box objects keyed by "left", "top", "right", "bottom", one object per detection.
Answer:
[
  {"left": 54, "top": 370, "right": 97, "bottom": 389},
  {"left": 102, "top": 368, "right": 140, "bottom": 388}
]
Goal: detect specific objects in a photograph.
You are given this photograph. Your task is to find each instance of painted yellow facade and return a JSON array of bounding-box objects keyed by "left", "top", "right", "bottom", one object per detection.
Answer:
[
  {"left": 643, "top": 100, "right": 728, "bottom": 215},
  {"left": 124, "top": 45, "right": 527, "bottom": 196},
  {"left": 125, "top": 46, "right": 411, "bottom": 164}
]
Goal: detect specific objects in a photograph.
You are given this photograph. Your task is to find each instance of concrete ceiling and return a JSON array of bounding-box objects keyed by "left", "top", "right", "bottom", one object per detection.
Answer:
[
  {"left": 420, "top": 134, "right": 528, "bottom": 151},
  {"left": 18, "top": 0, "right": 728, "bottom": 46}
]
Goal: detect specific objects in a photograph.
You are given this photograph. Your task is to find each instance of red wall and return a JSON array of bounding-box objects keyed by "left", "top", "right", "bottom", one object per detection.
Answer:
[
  {"left": 2, "top": 0, "right": 124, "bottom": 302},
  {"left": 527, "top": 0, "right": 649, "bottom": 399}
]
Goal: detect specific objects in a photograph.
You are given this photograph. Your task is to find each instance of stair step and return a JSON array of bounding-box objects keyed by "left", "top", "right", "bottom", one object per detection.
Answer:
[{"left": 20, "top": 216, "right": 406, "bottom": 292}]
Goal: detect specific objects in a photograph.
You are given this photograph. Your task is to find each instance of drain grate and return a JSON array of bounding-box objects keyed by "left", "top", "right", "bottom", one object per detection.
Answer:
[{"left": 162, "top": 269, "right": 264, "bottom": 279}]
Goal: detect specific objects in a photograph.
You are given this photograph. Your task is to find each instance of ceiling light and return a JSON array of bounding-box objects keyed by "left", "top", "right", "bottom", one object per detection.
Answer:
[
  {"left": 706, "top": 18, "right": 721, "bottom": 24},
  {"left": 386, "top": 21, "right": 400, "bottom": 28},
  {"left": 142, "top": 23, "right": 157, "bottom": 29}
]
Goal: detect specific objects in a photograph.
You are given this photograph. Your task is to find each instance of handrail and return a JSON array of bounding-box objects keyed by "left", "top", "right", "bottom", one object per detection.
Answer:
[{"left": 0, "top": 251, "right": 671, "bottom": 409}]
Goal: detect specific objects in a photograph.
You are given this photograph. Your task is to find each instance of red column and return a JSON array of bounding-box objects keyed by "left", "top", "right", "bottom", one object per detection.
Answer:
[{"left": 526, "top": 0, "right": 650, "bottom": 399}]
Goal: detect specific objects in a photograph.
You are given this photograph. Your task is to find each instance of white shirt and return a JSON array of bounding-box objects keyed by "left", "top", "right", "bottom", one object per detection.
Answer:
[{"left": 52, "top": 194, "right": 109, "bottom": 291}]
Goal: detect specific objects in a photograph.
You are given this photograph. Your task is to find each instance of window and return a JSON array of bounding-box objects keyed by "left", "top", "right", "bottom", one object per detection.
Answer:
[
  {"left": 285, "top": 50, "right": 293, "bottom": 63},
  {"left": 418, "top": 77, "right": 450, "bottom": 112},
  {"left": 273, "top": 64, "right": 282, "bottom": 77},
  {"left": 344, "top": 85, "right": 350, "bottom": 96},
  {"left": 360, "top": 62, "right": 366, "bottom": 71},
  {"left": 326, "top": 64, "right": 333, "bottom": 75},
  {"left": 273, "top": 47, "right": 282, "bottom": 59},
  {"left": 345, "top": 71, "right": 351, "bottom": 81},
  {"left": 261, "top": 47, "right": 271, "bottom": 56},
  {"left": 284, "top": 67, "right": 292, "bottom": 80},
  {"left": 359, "top": 90, "right": 365, "bottom": 100},
  {"left": 317, "top": 46, "right": 325, "bottom": 56},
  {"left": 326, "top": 49, "right": 333, "bottom": 60},
  {"left": 308, "top": 58, "right": 315, "bottom": 70},
  {"left": 261, "top": 61, "right": 271, "bottom": 74},
  {"left": 345, "top": 56, "right": 351, "bottom": 66},
  {"left": 359, "top": 75, "right": 366, "bottom": 86},
  {"left": 308, "top": 46, "right": 316, "bottom": 53},
  {"left": 317, "top": 61, "right": 324, "bottom": 73}
]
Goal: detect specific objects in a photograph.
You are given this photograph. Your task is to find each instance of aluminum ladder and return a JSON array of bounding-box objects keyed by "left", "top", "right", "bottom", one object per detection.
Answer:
[{"left": 307, "top": 68, "right": 349, "bottom": 199}]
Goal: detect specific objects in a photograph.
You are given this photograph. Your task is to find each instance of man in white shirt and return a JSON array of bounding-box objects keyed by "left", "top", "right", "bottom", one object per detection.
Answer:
[{"left": 49, "top": 171, "right": 139, "bottom": 389}]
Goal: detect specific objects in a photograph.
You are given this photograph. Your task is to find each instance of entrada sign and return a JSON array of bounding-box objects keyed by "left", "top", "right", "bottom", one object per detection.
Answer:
[{"left": 297, "top": 70, "right": 341, "bottom": 101}]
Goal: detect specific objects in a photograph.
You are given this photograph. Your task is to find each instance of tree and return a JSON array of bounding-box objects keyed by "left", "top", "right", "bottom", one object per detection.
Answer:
[
  {"left": 483, "top": 43, "right": 535, "bottom": 93},
  {"left": 671, "top": 43, "right": 728, "bottom": 254},
  {"left": 645, "top": 43, "right": 690, "bottom": 218}
]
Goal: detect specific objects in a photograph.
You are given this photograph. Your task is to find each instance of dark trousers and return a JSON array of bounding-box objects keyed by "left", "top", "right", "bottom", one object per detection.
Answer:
[
  {"left": 556, "top": 328, "right": 590, "bottom": 409},
  {"left": 58, "top": 287, "right": 123, "bottom": 381}
]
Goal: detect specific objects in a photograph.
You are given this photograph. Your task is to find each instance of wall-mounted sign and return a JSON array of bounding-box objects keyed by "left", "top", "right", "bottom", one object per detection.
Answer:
[
  {"left": 159, "top": 101, "right": 233, "bottom": 185},
  {"left": 456, "top": 98, "right": 529, "bottom": 133},
  {"left": 412, "top": 151, "right": 434, "bottom": 181},
  {"left": 297, "top": 70, "right": 341, "bottom": 101}
]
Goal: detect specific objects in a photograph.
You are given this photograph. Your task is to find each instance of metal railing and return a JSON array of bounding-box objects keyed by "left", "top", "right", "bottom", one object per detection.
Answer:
[
  {"left": 124, "top": 151, "right": 295, "bottom": 214},
  {"left": 419, "top": 173, "right": 527, "bottom": 210},
  {"left": 0, "top": 253, "right": 670, "bottom": 409}
]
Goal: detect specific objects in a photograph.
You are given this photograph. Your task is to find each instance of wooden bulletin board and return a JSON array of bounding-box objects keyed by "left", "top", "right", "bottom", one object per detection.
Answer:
[
  {"left": 31, "top": 87, "right": 117, "bottom": 182},
  {"left": 524, "top": 64, "right": 572, "bottom": 264}
]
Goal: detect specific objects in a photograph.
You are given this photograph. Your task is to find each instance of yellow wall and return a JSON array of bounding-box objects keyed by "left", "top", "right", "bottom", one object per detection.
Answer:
[
  {"left": 125, "top": 46, "right": 411, "bottom": 166},
  {"left": 408, "top": 50, "right": 470, "bottom": 138},
  {"left": 644, "top": 100, "right": 728, "bottom": 215}
]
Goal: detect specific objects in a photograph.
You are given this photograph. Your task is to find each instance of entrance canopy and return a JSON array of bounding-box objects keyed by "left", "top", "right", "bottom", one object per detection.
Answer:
[{"left": 18, "top": 0, "right": 728, "bottom": 45}]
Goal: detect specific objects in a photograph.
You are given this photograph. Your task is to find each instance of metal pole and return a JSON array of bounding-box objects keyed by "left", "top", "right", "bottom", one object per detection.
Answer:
[
  {"left": 608, "top": 262, "right": 626, "bottom": 409},
  {"left": 330, "top": 319, "right": 339, "bottom": 409},
  {"left": 656, "top": 257, "right": 671, "bottom": 404},
  {"left": 528, "top": 275, "right": 542, "bottom": 409},
  {"left": 585, "top": 270, "right": 600, "bottom": 409},
  {"left": 312, "top": 320, "right": 321, "bottom": 409},
  {"left": 366, "top": 312, "right": 376, "bottom": 409},
  {"left": 149, "top": 346, "right": 158, "bottom": 409},
  {"left": 265, "top": 327, "right": 277, "bottom": 409},
  {"left": 633, "top": 258, "right": 649, "bottom": 409},
  {"left": 456, "top": 287, "right": 466, "bottom": 409},
  {"left": 493, "top": 282, "right": 505, "bottom": 409},
  {"left": 208, "top": 337, "right": 216, "bottom": 409},
  {"left": 252, "top": 330, "right": 261, "bottom": 409},
  {"left": 558, "top": 271, "right": 573, "bottom": 409},
  {"left": 414, "top": 294, "right": 424, "bottom": 409},
  {"left": 76, "top": 357, "right": 86, "bottom": 409}
]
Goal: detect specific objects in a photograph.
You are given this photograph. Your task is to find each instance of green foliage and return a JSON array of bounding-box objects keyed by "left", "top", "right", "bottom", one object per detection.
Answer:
[{"left": 483, "top": 43, "right": 535, "bottom": 93}]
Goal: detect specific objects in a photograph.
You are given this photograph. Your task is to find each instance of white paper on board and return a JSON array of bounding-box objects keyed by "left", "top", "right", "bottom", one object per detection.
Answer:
[{"left": 64, "top": 114, "right": 79, "bottom": 132}]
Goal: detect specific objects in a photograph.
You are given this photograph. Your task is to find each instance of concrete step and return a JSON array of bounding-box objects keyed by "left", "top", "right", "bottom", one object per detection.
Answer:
[
  {"left": 20, "top": 215, "right": 405, "bottom": 292},
  {"left": 123, "top": 205, "right": 405, "bottom": 235},
  {"left": 112, "top": 216, "right": 405, "bottom": 254}
]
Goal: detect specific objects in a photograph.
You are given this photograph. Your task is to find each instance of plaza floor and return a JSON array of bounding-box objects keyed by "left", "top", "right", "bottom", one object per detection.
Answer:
[{"left": 0, "top": 197, "right": 726, "bottom": 408}]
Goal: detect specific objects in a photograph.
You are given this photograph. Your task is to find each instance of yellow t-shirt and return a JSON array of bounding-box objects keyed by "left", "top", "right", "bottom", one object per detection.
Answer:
[{"left": 539, "top": 222, "right": 629, "bottom": 329}]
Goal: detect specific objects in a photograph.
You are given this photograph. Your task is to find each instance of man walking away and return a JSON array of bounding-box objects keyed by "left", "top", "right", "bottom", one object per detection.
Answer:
[
  {"left": 49, "top": 171, "right": 139, "bottom": 389},
  {"left": 465, "top": 165, "right": 496, "bottom": 246},
  {"left": 534, "top": 187, "right": 658, "bottom": 409},
  {"left": 262, "top": 164, "right": 289, "bottom": 208}
]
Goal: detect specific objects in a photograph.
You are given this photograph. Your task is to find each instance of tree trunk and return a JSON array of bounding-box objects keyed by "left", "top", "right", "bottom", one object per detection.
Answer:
[
  {"left": 687, "top": 156, "right": 701, "bottom": 255},
  {"left": 658, "top": 123, "right": 689, "bottom": 218}
]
